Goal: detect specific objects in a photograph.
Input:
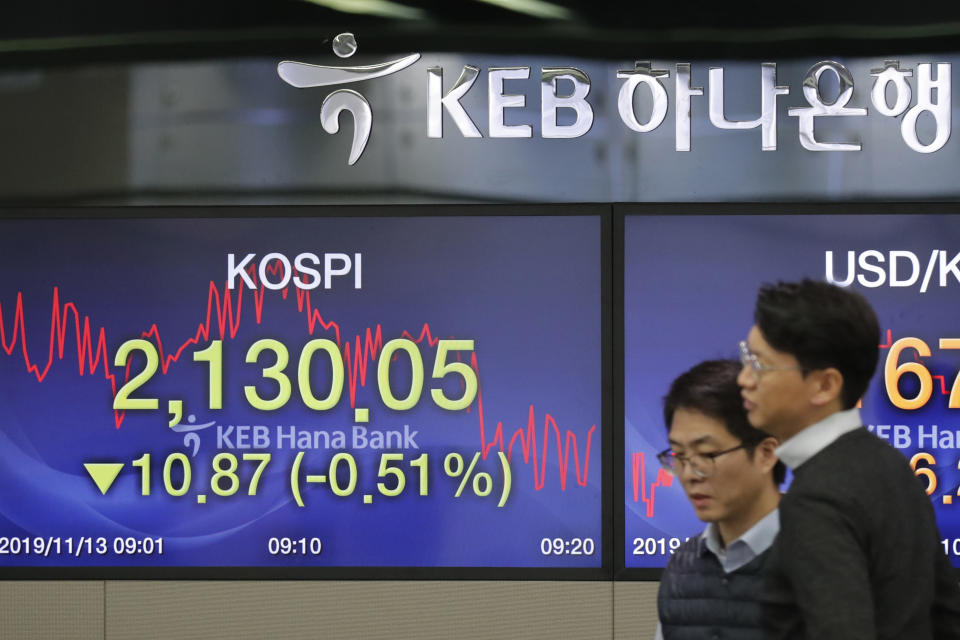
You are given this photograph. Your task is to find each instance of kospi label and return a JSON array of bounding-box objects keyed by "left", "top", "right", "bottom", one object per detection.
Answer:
[{"left": 227, "top": 252, "right": 362, "bottom": 291}]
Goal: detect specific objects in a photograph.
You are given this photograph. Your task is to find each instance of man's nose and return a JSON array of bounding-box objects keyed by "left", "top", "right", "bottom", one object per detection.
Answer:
[
  {"left": 737, "top": 363, "right": 756, "bottom": 388},
  {"left": 678, "top": 460, "right": 704, "bottom": 482}
]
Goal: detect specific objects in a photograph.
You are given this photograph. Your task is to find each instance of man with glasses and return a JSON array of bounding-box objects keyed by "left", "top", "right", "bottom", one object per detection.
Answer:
[
  {"left": 738, "top": 279, "right": 960, "bottom": 639},
  {"left": 655, "top": 359, "right": 784, "bottom": 640}
]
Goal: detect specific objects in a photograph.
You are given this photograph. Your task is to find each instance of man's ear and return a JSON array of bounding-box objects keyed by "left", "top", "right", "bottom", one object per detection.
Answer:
[
  {"left": 809, "top": 367, "right": 843, "bottom": 407},
  {"left": 756, "top": 437, "right": 780, "bottom": 475}
]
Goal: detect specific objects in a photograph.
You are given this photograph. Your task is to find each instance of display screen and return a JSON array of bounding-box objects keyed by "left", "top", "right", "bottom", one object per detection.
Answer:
[
  {"left": 623, "top": 208, "right": 960, "bottom": 570},
  {"left": 0, "top": 208, "right": 607, "bottom": 575}
]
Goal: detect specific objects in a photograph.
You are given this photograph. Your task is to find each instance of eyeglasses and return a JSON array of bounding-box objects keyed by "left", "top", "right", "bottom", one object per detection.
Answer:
[
  {"left": 738, "top": 340, "right": 801, "bottom": 379},
  {"left": 656, "top": 443, "right": 753, "bottom": 479}
]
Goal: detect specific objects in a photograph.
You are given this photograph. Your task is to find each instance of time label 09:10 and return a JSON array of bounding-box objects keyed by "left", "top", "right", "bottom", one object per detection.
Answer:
[{"left": 112, "top": 337, "right": 477, "bottom": 414}]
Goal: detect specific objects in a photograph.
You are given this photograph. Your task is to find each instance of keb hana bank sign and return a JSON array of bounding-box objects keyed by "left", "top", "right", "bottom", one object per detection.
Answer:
[{"left": 277, "top": 33, "right": 951, "bottom": 165}]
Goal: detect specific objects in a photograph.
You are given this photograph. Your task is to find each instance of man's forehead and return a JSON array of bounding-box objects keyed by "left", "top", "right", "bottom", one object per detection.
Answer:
[
  {"left": 668, "top": 408, "right": 736, "bottom": 445},
  {"left": 668, "top": 433, "right": 722, "bottom": 447},
  {"left": 746, "top": 325, "right": 778, "bottom": 357}
]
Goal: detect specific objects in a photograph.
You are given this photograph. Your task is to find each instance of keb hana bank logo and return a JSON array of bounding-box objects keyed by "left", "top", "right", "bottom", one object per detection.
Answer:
[
  {"left": 277, "top": 33, "right": 420, "bottom": 165},
  {"left": 279, "top": 34, "right": 951, "bottom": 165}
]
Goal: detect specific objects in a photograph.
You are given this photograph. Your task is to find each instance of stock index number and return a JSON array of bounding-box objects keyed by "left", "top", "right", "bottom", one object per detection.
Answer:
[{"left": 112, "top": 338, "right": 477, "bottom": 413}]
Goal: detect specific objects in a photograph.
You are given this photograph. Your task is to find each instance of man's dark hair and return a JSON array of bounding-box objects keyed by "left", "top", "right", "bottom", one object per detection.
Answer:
[
  {"left": 664, "top": 359, "right": 786, "bottom": 485},
  {"left": 755, "top": 279, "right": 880, "bottom": 409}
]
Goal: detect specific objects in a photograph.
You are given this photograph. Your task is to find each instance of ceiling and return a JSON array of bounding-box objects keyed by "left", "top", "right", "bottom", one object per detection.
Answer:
[{"left": 3, "top": 0, "right": 960, "bottom": 65}]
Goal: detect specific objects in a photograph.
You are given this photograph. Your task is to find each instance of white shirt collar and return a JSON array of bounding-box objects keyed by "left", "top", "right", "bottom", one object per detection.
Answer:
[
  {"left": 701, "top": 506, "right": 780, "bottom": 574},
  {"left": 774, "top": 407, "right": 862, "bottom": 470}
]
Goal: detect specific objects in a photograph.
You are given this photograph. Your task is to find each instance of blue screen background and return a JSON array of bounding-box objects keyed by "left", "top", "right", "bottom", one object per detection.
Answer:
[
  {"left": 625, "top": 213, "right": 960, "bottom": 568},
  {"left": 0, "top": 213, "right": 603, "bottom": 568}
]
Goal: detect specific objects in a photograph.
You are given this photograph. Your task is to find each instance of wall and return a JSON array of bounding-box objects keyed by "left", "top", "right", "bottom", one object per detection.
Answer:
[{"left": 1, "top": 581, "right": 659, "bottom": 639}]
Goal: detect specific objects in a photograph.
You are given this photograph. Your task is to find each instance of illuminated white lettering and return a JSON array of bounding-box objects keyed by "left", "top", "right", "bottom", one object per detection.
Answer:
[{"left": 227, "top": 254, "right": 256, "bottom": 290}]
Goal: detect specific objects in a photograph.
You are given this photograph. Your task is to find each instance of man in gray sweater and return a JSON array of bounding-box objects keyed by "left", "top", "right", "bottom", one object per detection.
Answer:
[{"left": 738, "top": 279, "right": 960, "bottom": 639}]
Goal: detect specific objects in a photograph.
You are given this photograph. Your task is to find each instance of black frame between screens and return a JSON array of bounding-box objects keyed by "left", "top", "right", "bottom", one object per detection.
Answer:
[
  {"left": 0, "top": 203, "right": 612, "bottom": 581},
  {"left": 614, "top": 202, "right": 960, "bottom": 581}
]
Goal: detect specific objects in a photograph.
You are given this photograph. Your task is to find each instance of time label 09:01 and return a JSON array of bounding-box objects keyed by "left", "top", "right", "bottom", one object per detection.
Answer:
[{"left": 0, "top": 536, "right": 164, "bottom": 557}]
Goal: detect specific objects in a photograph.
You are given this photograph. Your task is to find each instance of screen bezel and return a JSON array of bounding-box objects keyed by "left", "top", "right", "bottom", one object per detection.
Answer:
[
  {"left": 0, "top": 203, "right": 612, "bottom": 581},
  {"left": 615, "top": 201, "right": 960, "bottom": 581}
]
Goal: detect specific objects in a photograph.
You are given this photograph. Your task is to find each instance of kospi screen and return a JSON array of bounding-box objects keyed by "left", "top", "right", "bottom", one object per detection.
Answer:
[
  {"left": 622, "top": 206, "right": 960, "bottom": 571},
  {"left": 0, "top": 207, "right": 608, "bottom": 576}
]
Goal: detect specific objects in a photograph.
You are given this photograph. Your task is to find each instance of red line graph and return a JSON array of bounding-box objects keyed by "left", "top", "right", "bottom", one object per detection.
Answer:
[
  {"left": 934, "top": 375, "right": 949, "bottom": 395},
  {"left": 631, "top": 452, "right": 674, "bottom": 517},
  {"left": 0, "top": 263, "right": 595, "bottom": 491},
  {"left": 879, "top": 328, "right": 892, "bottom": 349}
]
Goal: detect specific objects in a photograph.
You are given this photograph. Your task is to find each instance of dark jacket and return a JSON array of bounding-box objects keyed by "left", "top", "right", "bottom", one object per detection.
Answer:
[
  {"left": 659, "top": 535, "right": 769, "bottom": 639},
  {"left": 763, "top": 428, "right": 960, "bottom": 639}
]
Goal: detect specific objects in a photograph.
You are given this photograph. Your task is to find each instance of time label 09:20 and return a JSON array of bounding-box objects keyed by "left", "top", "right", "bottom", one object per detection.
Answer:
[{"left": 112, "top": 337, "right": 477, "bottom": 414}]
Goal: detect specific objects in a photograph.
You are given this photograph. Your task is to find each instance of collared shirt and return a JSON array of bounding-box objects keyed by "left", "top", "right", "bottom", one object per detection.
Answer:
[
  {"left": 653, "top": 507, "right": 780, "bottom": 640},
  {"left": 701, "top": 506, "right": 780, "bottom": 574},
  {"left": 774, "top": 407, "right": 862, "bottom": 470}
]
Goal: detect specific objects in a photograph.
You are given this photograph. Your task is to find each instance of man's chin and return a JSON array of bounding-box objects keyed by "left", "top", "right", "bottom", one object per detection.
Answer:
[{"left": 692, "top": 505, "right": 717, "bottom": 521}]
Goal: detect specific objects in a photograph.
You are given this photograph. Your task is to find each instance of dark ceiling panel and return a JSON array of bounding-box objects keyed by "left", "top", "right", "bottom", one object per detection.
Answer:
[{"left": 2, "top": 0, "right": 959, "bottom": 65}]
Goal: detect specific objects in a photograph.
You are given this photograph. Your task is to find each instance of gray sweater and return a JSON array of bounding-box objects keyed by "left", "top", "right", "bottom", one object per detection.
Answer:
[{"left": 763, "top": 428, "right": 960, "bottom": 639}]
